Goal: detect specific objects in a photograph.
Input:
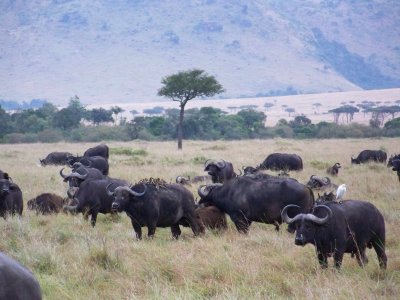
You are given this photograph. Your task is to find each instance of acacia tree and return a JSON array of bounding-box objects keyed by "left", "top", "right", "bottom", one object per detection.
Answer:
[{"left": 158, "top": 69, "right": 224, "bottom": 149}]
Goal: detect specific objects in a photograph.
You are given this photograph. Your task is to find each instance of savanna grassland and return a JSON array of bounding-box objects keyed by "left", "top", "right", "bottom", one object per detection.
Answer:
[{"left": 0, "top": 139, "right": 399, "bottom": 300}]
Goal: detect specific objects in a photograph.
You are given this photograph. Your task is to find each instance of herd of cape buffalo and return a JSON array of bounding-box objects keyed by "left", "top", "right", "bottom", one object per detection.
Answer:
[{"left": 1, "top": 143, "right": 399, "bottom": 299}]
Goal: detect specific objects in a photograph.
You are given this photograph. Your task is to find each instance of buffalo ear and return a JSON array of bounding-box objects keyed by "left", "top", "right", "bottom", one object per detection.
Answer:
[{"left": 4, "top": 173, "right": 9, "bottom": 180}]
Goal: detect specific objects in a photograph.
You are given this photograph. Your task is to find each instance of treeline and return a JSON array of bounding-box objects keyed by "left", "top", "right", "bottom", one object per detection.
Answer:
[{"left": 1, "top": 99, "right": 400, "bottom": 143}]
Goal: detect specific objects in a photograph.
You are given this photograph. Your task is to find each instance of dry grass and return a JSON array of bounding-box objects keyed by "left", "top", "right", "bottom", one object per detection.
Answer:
[{"left": 0, "top": 139, "right": 399, "bottom": 299}]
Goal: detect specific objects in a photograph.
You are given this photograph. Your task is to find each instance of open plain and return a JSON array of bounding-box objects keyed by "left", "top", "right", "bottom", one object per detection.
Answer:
[{"left": 0, "top": 138, "right": 399, "bottom": 299}]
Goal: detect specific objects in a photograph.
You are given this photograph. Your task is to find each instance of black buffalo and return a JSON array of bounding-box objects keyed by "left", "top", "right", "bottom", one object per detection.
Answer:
[
  {"left": 60, "top": 166, "right": 105, "bottom": 196},
  {"left": 84, "top": 144, "right": 109, "bottom": 159},
  {"left": 198, "top": 176, "right": 314, "bottom": 233},
  {"left": 27, "top": 193, "right": 67, "bottom": 215},
  {"left": 351, "top": 150, "right": 387, "bottom": 164},
  {"left": 282, "top": 200, "right": 387, "bottom": 269},
  {"left": 204, "top": 159, "right": 236, "bottom": 183},
  {"left": 0, "top": 177, "right": 23, "bottom": 218},
  {"left": 326, "top": 162, "right": 341, "bottom": 176},
  {"left": 63, "top": 178, "right": 126, "bottom": 226},
  {"left": 67, "top": 155, "right": 109, "bottom": 175},
  {"left": 39, "top": 151, "right": 72, "bottom": 166},
  {"left": 391, "top": 159, "right": 400, "bottom": 182},
  {"left": 387, "top": 154, "right": 400, "bottom": 168},
  {"left": 0, "top": 252, "right": 42, "bottom": 300},
  {"left": 258, "top": 153, "right": 303, "bottom": 172},
  {"left": 109, "top": 181, "right": 203, "bottom": 239}
]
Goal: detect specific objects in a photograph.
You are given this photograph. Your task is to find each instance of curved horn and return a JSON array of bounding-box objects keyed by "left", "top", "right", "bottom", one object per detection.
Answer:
[
  {"left": 198, "top": 185, "right": 209, "bottom": 198},
  {"left": 324, "top": 177, "right": 331, "bottom": 184},
  {"left": 237, "top": 169, "right": 243, "bottom": 176},
  {"left": 69, "top": 172, "right": 87, "bottom": 180},
  {"left": 204, "top": 159, "right": 212, "bottom": 167},
  {"left": 281, "top": 205, "right": 303, "bottom": 224},
  {"left": 106, "top": 183, "right": 115, "bottom": 196},
  {"left": 60, "top": 168, "right": 67, "bottom": 178},
  {"left": 176, "top": 176, "right": 182, "bottom": 183},
  {"left": 215, "top": 160, "right": 226, "bottom": 169},
  {"left": 115, "top": 185, "right": 147, "bottom": 197},
  {"left": 307, "top": 205, "right": 332, "bottom": 224}
]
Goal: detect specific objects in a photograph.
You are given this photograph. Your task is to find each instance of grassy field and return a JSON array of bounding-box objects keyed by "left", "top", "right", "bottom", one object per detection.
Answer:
[{"left": 0, "top": 139, "right": 399, "bottom": 299}]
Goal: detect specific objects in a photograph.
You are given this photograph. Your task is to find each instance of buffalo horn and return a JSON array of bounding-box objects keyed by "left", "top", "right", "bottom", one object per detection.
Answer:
[
  {"left": 281, "top": 205, "right": 303, "bottom": 224},
  {"left": 106, "top": 183, "right": 115, "bottom": 196},
  {"left": 215, "top": 160, "right": 226, "bottom": 169},
  {"left": 204, "top": 159, "right": 212, "bottom": 167},
  {"left": 115, "top": 185, "right": 147, "bottom": 197},
  {"left": 307, "top": 205, "right": 332, "bottom": 224},
  {"left": 59, "top": 168, "right": 67, "bottom": 178},
  {"left": 237, "top": 169, "right": 243, "bottom": 176},
  {"left": 198, "top": 185, "right": 209, "bottom": 198}
]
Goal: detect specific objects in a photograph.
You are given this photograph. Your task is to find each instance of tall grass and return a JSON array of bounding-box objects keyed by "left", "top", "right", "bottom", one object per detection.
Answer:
[{"left": 0, "top": 139, "right": 399, "bottom": 299}]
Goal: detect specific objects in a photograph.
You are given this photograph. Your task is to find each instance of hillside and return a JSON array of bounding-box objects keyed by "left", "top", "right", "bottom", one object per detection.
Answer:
[{"left": 1, "top": 0, "right": 399, "bottom": 105}]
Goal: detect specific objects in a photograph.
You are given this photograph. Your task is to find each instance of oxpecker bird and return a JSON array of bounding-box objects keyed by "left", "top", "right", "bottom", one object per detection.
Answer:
[{"left": 336, "top": 184, "right": 346, "bottom": 203}]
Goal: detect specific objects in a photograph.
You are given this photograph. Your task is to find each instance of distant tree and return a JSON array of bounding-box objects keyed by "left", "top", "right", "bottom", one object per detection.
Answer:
[
  {"left": 366, "top": 105, "right": 400, "bottom": 127},
  {"left": 0, "top": 105, "right": 12, "bottom": 137},
  {"left": 130, "top": 109, "right": 139, "bottom": 117},
  {"left": 88, "top": 108, "right": 114, "bottom": 125},
  {"left": 237, "top": 109, "right": 266, "bottom": 133},
  {"left": 53, "top": 96, "right": 86, "bottom": 130},
  {"left": 329, "top": 105, "right": 359, "bottom": 124},
  {"left": 110, "top": 106, "right": 124, "bottom": 124},
  {"left": 158, "top": 69, "right": 224, "bottom": 149},
  {"left": 285, "top": 107, "right": 295, "bottom": 117},
  {"left": 312, "top": 102, "right": 322, "bottom": 113},
  {"left": 263, "top": 102, "right": 274, "bottom": 111},
  {"left": 290, "top": 115, "right": 311, "bottom": 127}
]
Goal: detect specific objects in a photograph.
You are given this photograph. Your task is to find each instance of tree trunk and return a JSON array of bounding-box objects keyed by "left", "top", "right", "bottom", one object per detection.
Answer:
[{"left": 177, "top": 104, "right": 185, "bottom": 150}]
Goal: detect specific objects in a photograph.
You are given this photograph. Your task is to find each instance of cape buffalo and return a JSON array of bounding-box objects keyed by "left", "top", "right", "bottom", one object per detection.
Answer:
[
  {"left": 66, "top": 155, "right": 109, "bottom": 175},
  {"left": 27, "top": 193, "right": 67, "bottom": 215},
  {"left": 391, "top": 159, "right": 400, "bottom": 181},
  {"left": 258, "top": 153, "right": 303, "bottom": 171},
  {"left": 387, "top": 154, "right": 400, "bottom": 168},
  {"left": 0, "top": 178, "right": 23, "bottom": 218},
  {"left": 109, "top": 181, "right": 203, "bottom": 239},
  {"left": 60, "top": 165, "right": 105, "bottom": 196},
  {"left": 39, "top": 151, "right": 72, "bottom": 166},
  {"left": 83, "top": 144, "right": 109, "bottom": 159},
  {"left": 326, "top": 162, "right": 341, "bottom": 176},
  {"left": 204, "top": 159, "right": 236, "bottom": 183},
  {"left": 63, "top": 178, "right": 127, "bottom": 226},
  {"left": 282, "top": 200, "right": 387, "bottom": 269},
  {"left": 351, "top": 150, "right": 387, "bottom": 164},
  {"left": 0, "top": 252, "right": 42, "bottom": 300},
  {"left": 198, "top": 176, "right": 314, "bottom": 233}
]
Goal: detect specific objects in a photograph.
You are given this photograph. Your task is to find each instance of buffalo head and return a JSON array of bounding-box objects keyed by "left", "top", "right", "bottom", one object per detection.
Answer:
[
  {"left": 282, "top": 204, "right": 332, "bottom": 246},
  {"left": 108, "top": 184, "right": 147, "bottom": 212}
]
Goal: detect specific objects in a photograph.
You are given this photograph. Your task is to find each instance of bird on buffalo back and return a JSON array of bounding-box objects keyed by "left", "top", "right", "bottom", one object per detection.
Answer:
[{"left": 335, "top": 184, "right": 346, "bottom": 203}]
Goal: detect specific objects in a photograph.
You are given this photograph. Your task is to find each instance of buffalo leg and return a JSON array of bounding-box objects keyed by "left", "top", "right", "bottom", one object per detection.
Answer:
[
  {"left": 317, "top": 252, "right": 328, "bottom": 269},
  {"left": 231, "top": 215, "right": 250, "bottom": 234},
  {"left": 147, "top": 225, "right": 156, "bottom": 239},
  {"left": 131, "top": 221, "right": 142, "bottom": 240},
  {"left": 170, "top": 225, "right": 181, "bottom": 239},
  {"left": 90, "top": 211, "right": 98, "bottom": 227},
  {"left": 372, "top": 240, "right": 387, "bottom": 269},
  {"left": 333, "top": 251, "right": 344, "bottom": 269},
  {"left": 355, "top": 248, "right": 368, "bottom": 267}
]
